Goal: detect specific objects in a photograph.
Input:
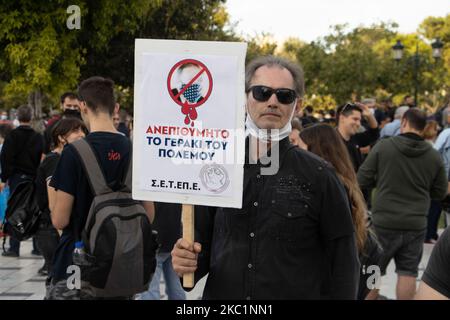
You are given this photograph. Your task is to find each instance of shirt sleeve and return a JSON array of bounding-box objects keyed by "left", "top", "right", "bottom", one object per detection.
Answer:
[
  {"left": 326, "top": 236, "right": 360, "bottom": 299},
  {"left": 319, "top": 168, "right": 360, "bottom": 299},
  {"left": 434, "top": 130, "right": 450, "bottom": 151},
  {"left": 421, "top": 228, "right": 450, "bottom": 298},
  {"left": 44, "top": 154, "right": 60, "bottom": 181},
  {"left": 35, "top": 133, "right": 44, "bottom": 160},
  {"left": 49, "top": 146, "right": 79, "bottom": 196},
  {"left": 319, "top": 168, "right": 355, "bottom": 240},
  {"left": 379, "top": 126, "right": 387, "bottom": 139},
  {"left": 430, "top": 159, "right": 448, "bottom": 201},
  {"left": 357, "top": 141, "right": 381, "bottom": 190},
  {"left": 0, "top": 133, "right": 13, "bottom": 182}
]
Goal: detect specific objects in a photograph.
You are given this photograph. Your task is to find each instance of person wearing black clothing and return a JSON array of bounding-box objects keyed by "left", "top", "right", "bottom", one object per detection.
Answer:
[
  {"left": 136, "top": 202, "right": 185, "bottom": 300},
  {"left": 300, "top": 105, "right": 319, "bottom": 127},
  {"left": 47, "top": 77, "right": 153, "bottom": 300},
  {"left": 34, "top": 118, "right": 86, "bottom": 276},
  {"left": 113, "top": 109, "right": 130, "bottom": 138},
  {"left": 172, "top": 56, "right": 359, "bottom": 300},
  {"left": 43, "top": 92, "right": 82, "bottom": 154},
  {"left": 415, "top": 227, "right": 450, "bottom": 300},
  {"left": 336, "top": 103, "right": 379, "bottom": 172},
  {"left": 0, "top": 105, "right": 44, "bottom": 257},
  {"left": 298, "top": 124, "right": 384, "bottom": 300}
]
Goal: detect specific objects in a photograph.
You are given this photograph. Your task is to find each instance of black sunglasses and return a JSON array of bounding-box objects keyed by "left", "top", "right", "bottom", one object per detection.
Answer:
[{"left": 248, "top": 85, "right": 297, "bottom": 104}]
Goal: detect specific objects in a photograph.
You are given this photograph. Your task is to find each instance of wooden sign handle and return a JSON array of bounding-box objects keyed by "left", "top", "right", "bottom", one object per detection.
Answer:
[{"left": 182, "top": 204, "right": 195, "bottom": 288}]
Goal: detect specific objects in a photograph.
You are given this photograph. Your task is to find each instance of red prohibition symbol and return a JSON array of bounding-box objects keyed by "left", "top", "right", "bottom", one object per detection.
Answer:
[{"left": 167, "top": 59, "right": 213, "bottom": 126}]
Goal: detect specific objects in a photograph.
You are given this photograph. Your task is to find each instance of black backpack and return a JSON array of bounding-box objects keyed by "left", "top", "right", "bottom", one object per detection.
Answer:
[
  {"left": 2, "top": 178, "right": 41, "bottom": 242},
  {"left": 72, "top": 139, "right": 158, "bottom": 298}
]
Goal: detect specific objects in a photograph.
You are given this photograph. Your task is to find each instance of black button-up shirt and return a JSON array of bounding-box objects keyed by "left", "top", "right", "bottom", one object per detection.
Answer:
[{"left": 192, "top": 137, "right": 359, "bottom": 299}]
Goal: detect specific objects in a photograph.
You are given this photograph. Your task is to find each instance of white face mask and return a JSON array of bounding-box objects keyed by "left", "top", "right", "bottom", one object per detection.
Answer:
[{"left": 245, "top": 99, "right": 298, "bottom": 142}]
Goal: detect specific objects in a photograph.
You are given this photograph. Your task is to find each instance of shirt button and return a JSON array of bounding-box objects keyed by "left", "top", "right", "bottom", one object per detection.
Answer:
[
  {"left": 287, "top": 212, "right": 292, "bottom": 217},
  {"left": 253, "top": 202, "right": 258, "bottom": 207},
  {"left": 246, "top": 296, "right": 251, "bottom": 300},
  {"left": 256, "top": 174, "right": 261, "bottom": 179},
  {"left": 250, "top": 232, "right": 255, "bottom": 238},
  {"left": 248, "top": 263, "right": 253, "bottom": 269},
  {"left": 304, "top": 204, "right": 308, "bottom": 209},
  {"left": 271, "top": 200, "right": 276, "bottom": 204}
]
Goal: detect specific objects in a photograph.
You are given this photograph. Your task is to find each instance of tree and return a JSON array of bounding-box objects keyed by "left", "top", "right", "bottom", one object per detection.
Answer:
[
  {"left": 278, "top": 20, "right": 450, "bottom": 108},
  {"left": 0, "top": 0, "right": 237, "bottom": 116},
  {"left": 245, "top": 33, "right": 278, "bottom": 63},
  {"left": 80, "top": 0, "right": 238, "bottom": 103},
  {"left": 0, "top": 0, "right": 84, "bottom": 126},
  {"left": 419, "top": 14, "right": 450, "bottom": 104}
]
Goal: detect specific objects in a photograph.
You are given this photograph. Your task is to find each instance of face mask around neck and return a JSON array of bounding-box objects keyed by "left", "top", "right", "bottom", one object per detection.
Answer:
[{"left": 245, "top": 99, "right": 297, "bottom": 142}]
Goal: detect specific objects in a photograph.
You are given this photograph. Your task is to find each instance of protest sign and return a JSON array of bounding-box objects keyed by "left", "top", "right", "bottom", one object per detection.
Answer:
[{"left": 133, "top": 39, "right": 247, "bottom": 209}]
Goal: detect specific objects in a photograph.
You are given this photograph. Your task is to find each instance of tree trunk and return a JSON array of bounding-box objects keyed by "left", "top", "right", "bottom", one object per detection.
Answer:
[{"left": 28, "top": 90, "right": 45, "bottom": 133}]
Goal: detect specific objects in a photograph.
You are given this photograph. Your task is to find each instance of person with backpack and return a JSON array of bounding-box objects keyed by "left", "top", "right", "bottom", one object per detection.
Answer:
[
  {"left": 34, "top": 118, "right": 86, "bottom": 276},
  {"left": 47, "top": 77, "right": 157, "bottom": 300},
  {"left": 0, "top": 105, "right": 44, "bottom": 257}
]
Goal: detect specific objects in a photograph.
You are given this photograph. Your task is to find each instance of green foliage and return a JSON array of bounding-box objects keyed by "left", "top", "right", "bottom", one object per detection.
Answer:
[
  {"left": 0, "top": 1, "right": 449, "bottom": 115},
  {"left": 0, "top": 0, "right": 236, "bottom": 111},
  {"left": 0, "top": 1, "right": 82, "bottom": 109},
  {"left": 245, "top": 33, "right": 278, "bottom": 63},
  {"left": 276, "top": 18, "right": 450, "bottom": 109}
]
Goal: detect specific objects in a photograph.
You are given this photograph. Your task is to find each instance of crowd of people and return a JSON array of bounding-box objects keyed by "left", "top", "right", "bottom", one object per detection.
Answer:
[{"left": 0, "top": 54, "right": 449, "bottom": 300}]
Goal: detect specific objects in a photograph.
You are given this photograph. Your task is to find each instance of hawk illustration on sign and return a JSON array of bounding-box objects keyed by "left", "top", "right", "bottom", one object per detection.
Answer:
[{"left": 167, "top": 59, "right": 213, "bottom": 126}]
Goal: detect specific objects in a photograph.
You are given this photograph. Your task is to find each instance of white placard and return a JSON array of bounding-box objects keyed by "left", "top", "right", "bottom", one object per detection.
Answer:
[{"left": 133, "top": 39, "right": 247, "bottom": 208}]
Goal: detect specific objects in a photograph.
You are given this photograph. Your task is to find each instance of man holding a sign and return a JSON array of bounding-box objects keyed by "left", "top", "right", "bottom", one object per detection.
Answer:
[{"left": 172, "top": 56, "right": 360, "bottom": 300}]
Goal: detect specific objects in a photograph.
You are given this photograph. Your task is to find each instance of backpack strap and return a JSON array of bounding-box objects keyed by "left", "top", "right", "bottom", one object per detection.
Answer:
[{"left": 72, "top": 139, "right": 112, "bottom": 196}]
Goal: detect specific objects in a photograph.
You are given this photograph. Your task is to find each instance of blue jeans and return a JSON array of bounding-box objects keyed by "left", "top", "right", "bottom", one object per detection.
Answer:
[{"left": 136, "top": 252, "right": 186, "bottom": 300}]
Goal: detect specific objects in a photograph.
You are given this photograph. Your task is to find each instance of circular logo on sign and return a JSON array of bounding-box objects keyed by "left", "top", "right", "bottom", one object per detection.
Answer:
[
  {"left": 199, "top": 164, "right": 230, "bottom": 193},
  {"left": 167, "top": 59, "right": 213, "bottom": 126}
]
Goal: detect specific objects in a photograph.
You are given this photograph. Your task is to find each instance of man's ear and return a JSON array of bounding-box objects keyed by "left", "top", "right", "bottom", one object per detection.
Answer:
[
  {"left": 400, "top": 118, "right": 407, "bottom": 129},
  {"left": 79, "top": 101, "right": 88, "bottom": 114},
  {"left": 114, "top": 103, "right": 120, "bottom": 115}
]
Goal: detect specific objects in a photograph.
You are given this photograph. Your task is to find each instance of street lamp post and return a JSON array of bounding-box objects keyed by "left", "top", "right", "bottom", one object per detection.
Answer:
[{"left": 392, "top": 38, "right": 444, "bottom": 107}]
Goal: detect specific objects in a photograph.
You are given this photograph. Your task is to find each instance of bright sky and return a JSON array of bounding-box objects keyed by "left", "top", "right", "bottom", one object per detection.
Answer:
[{"left": 226, "top": 0, "right": 450, "bottom": 43}]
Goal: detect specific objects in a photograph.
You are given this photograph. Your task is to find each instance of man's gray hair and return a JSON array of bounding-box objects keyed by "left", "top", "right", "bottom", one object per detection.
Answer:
[
  {"left": 17, "top": 105, "right": 33, "bottom": 123},
  {"left": 395, "top": 106, "right": 409, "bottom": 119},
  {"left": 245, "top": 55, "right": 305, "bottom": 98}
]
